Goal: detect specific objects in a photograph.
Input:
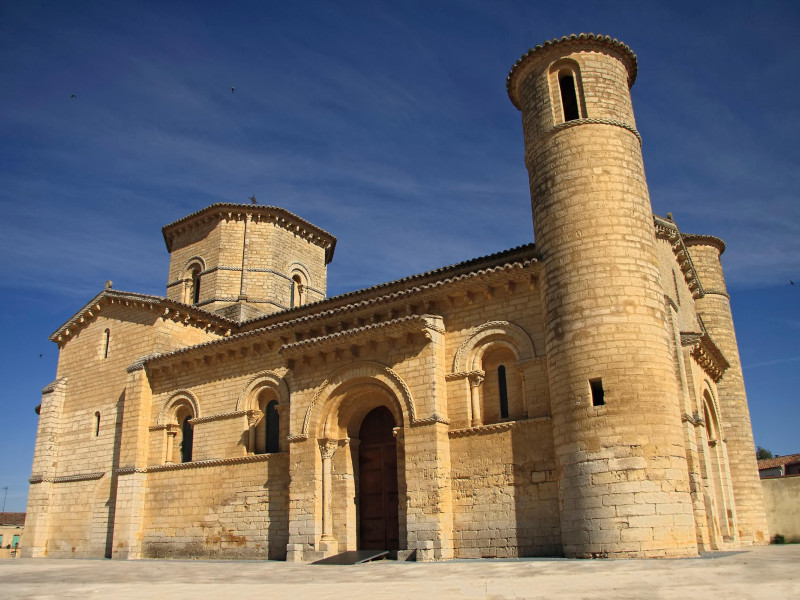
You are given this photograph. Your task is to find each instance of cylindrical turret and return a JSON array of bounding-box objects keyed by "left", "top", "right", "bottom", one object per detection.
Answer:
[
  {"left": 682, "top": 234, "right": 769, "bottom": 545},
  {"left": 508, "top": 34, "right": 697, "bottom": 557}
]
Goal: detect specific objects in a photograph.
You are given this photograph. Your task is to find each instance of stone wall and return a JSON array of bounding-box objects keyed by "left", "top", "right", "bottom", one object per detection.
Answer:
[
  {"left": 760, "top": 476, "right": 800, "bottom": 542},
  {"left": 450, "top": 420, "right": 560, "bottom": 557},
  {"left": 142, "top": 455, "right": 289, "bottom": 559}
]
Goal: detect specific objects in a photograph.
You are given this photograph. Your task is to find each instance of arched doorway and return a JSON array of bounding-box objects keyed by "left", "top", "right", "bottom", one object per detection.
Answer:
[{"left": 358, "top": 406, "right": 399, "bottom": 550}]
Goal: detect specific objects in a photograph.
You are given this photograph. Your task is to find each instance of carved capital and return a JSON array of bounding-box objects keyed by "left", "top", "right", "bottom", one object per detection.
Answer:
[
  {"left": 246, "top": 409, "right": 262, "bottom": 428},
  {"left": 468, "top": 371, "right": 485, "bottom": 388},
  {"left": 319, "top": 439, "right": 339, "bottom": 460}
]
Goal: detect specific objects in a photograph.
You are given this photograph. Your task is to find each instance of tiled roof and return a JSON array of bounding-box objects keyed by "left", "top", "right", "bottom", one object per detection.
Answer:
[
  {"left": 0, "top": 512, "right": 25, "bottom": 526},
  {"left": 758, "top": 453, "right": 800, "bottom": 470},
  {"left": 238, "top": 243, "right": 537, "bottom": 331},
  {"left": 142, "top": 244, "right": 538, "bottom": 365},
  {"left": 161, "top": 203, "right": 337, "bottom": 262},
  {"left": 49, "top": 289, "right": 235, "bottom": 343}
]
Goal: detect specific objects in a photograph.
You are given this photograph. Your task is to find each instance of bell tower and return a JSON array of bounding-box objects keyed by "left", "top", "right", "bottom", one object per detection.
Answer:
[
  {"left": 508, "top": 34, "right": 697, "bottom": 557},
  {"left": 162, "top": 203, "right": 336, "bottom": 320}
]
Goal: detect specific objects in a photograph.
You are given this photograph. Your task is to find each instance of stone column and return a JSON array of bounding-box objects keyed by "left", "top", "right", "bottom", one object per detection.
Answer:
[
  {"left": 318, "top": 439, "right": 339, "bottom": 556},
  {"left": 468, "top": 372, "right": 484, "bottom": 427},
  {"left": 164, "top": 425, "right": 178, "bottom": 463},
  {"left": 246, "top": 410, "right": 261, "bottom": 454}
]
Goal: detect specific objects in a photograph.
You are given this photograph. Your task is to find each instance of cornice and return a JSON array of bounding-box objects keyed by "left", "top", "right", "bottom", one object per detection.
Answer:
[
  {"left": 507, "top": 33, "right": 638, "bottom": 110},
  {"left": 41, "top": 377, "right": 67, "bottom": 395},
  {"left": 161, "top": 203, "right": 337, "bottom": 263},
  {"left": 189, "top": 410, "right": 249, "bottom": 425},
  {"left": 681, "top": 324, "right": 730, "bottom": 383},
  {"left": 653, "top": 216, "right": 705, "bottom": 300},
  {"left": 116, "top": 453, "right": 276, "bottom": 474},
  {"left": 238, "top": 244, "right": 539, "bottom": 331},
  {"left": 29, "top": 471, "right": 105, "bottom": 484},
  {"left": 143, "top": 250, "right": 539, "bottom": 370},
  {"left": 279, "top": 314, "right": 444, "bottom": 361},
  {"left": 449, "top": 416, "right": 551, "bottom": 438},
  {"left": 682, "top": 233, "right": 726, "bottom": 256},
  {"left": 49, "top": 289, "right": 235, "bottom": 346}
]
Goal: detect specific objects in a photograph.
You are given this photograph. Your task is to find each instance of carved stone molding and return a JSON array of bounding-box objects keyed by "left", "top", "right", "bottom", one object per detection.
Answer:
[{"left": 29, "top": 471, "right": 105, "bottom": 484}]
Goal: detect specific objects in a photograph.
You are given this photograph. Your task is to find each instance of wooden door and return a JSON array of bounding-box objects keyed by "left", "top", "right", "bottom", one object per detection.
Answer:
[{"left": 358, "top": 407, "right": 399, "bottom": 550}]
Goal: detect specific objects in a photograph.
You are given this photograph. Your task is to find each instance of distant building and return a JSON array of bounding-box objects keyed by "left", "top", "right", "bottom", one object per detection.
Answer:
[
  {"left": 0, "top": 512, "right": 25, "bottom": 558},
  {"left": 758, "top": 453, "right": 800, "bottom": 478},
  {"left": 25, "top": 34, "right": 768, "bottom": 561}
]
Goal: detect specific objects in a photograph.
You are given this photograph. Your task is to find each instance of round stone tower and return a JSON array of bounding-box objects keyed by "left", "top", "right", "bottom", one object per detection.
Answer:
[
  {"left": 507, "top": 34, "right": 697, "bottom": 557},
  {"left": 682, "top": 234, "right": 769, "bottom": 545}
]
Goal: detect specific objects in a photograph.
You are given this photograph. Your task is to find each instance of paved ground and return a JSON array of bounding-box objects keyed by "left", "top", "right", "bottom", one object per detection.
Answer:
[{"left": 2, "top": 545, "right": 798, "bottom": 599}]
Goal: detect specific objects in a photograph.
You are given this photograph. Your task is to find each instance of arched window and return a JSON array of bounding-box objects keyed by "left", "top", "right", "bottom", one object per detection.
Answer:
[
  {"left": 254, "top": 390, "right": 281, "bottom": 454},
  {"left": 94, "top": 411, "right": 101, "bottom": 437},
  {"left": 265, "top": 400, "right": 280, "bottom": 453},
  {"left": 549, "top": 60, "right": 584, "bottom": 124},
  {"left": 497, "top": 366, "right": 509, "bottom": 419},
  {"left": 481, "top": 346, "right": 519, "bottom": 423},
  {"left": 182, "top": 260, "right": 204, "bottom": 305},
  {"left": 180, "top": 415, "right": 193, "bottom": 463},
  {"left": 191, "top": 267, "right": 201, "bottom": 304},
  {"left": 291, "top": 273, "right": 304, "bottom": 307},
  {"left": 103, "top": 328, "right": 110, "bottom": 359},
  {"left": 558, "top": 69, "right": 580, "bottom": 122}
]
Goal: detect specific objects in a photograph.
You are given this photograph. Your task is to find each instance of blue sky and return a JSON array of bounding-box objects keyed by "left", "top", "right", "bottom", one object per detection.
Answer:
[{"left": 1, "top": 1, "right": 798, "bottom": 512}]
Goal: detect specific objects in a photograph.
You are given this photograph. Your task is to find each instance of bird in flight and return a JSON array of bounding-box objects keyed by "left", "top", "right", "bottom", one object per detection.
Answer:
[
  {"left": 791, "top": 280, "right": 795, "bottom": 286},
  {"left": 71, "top": 94, "right": 77, "bottom": 99},
  {"left": 250, "top": 195, "right": 257, "bottom": 204},
  {"left": 231, "top": 85, "right": 236, "bottom": 94}
]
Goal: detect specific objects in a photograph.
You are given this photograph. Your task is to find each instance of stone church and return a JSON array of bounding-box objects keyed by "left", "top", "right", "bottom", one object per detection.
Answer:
[{"left": 25, "top": 34, "right": 768, "bottom": 561}]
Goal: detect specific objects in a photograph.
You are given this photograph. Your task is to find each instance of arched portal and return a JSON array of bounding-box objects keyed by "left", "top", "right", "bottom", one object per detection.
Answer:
[{"left": 358, "top": 406, "right": 399, "bottom": 551}]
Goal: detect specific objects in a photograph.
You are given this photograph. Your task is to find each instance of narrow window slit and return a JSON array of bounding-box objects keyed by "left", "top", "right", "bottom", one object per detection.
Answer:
[
  {"left": 498, "top": 365, "right": 509, "bottom": 419},
  {"left": 590, "top": 378, "right": 605, "bottom": 406},
  {"left": 559, "top": 71, "right": 580, "bottom": 122},
  {"left": 103, "top": 329, "right": 110, "bottom": 359},
  {"left": 94, "top": 411, "right": 101, "bottom": 437},
  {"left": 181, "top": 416, "right": 193, "bottom": 462},
  {"left": 266, "top": 400, "right": 280, "bottom": 453}
]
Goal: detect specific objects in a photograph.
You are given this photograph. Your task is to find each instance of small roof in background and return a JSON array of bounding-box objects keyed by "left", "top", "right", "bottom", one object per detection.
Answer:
[
  {"left": 0, "top": 512, "right": 25, "bottom": 526},
  {"left": 757, "top": 453, "right": 800, "bottom": 470}
]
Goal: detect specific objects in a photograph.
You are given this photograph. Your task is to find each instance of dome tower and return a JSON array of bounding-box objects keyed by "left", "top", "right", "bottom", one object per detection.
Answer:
[{"left": 508, "top": 34, "right": 697, "bottom": 558}]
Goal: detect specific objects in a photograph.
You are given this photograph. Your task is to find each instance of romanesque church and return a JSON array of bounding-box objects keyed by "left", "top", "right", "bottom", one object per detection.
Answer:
[{"left": 25, "top": 34, "right": 768, "bottom": 561}]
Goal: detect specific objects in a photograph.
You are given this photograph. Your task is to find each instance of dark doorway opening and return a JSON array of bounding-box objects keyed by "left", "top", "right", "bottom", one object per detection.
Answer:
[{"left": 358, "top": 406, "right": 399, "bottom": 550}]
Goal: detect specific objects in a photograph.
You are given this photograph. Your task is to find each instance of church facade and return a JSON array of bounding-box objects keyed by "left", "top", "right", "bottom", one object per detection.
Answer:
[{"left": 24, "top": 34, "right": 768, "bottom": 561}]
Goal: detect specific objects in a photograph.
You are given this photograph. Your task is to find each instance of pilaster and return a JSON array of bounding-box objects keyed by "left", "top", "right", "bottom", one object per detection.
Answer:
[
  {"left": 111, "top": 358, "right": 154, "bottom": 559},
  {"left": 22, "top": 378, "right": 67, "bottom": 557},
  {"left": 403, "top": 421, "right": 454, "bottom": 561}
]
